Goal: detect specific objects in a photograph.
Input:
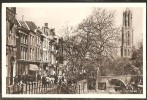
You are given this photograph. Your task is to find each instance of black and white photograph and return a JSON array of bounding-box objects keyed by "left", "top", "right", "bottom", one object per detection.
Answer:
[{"left": 2, "top": 3, "right": 146, "bottom": 98}]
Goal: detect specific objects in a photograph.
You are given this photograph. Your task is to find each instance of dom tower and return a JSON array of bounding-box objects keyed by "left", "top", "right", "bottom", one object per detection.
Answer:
[{"left": 121, "top": 8, "right": 133, "bottom": 58}]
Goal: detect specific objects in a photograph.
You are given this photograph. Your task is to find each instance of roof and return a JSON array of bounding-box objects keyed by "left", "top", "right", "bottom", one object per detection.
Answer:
[
  {"left": 18, "top": 20, "right": 29, "bottom": 30},
  {"left": 37, "top": 28, "right": 43, "bottom": 34},
  {"left": 25, "top": 21, "right": 37, "bottom": 32}
]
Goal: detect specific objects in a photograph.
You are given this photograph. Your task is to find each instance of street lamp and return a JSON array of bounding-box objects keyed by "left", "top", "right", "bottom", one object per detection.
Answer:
[
  {"left": 82, "top": 32, "right": 91, "bottom": 77},
  {"left": 85, "top": 52, "right": 90, "bottom": 59}
]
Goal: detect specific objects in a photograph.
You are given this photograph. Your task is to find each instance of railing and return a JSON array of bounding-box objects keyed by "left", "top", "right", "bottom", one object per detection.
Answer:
[
  {"left": 58, "top": 83, "right": 77, "bottom": 94},
  {"left": 7, "top": 82, "right": 58, "bottom": 94},
  {"left": 6, "top": 76, "right": 58, "bottom": 94}
]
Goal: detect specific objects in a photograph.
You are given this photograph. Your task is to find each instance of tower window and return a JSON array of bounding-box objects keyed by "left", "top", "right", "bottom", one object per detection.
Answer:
[
  {"left": 128, "top": 14, "right": 130, "bottom": 26},
  {"left": 127, "top": 31, "right": 130, "bottom": 46}
]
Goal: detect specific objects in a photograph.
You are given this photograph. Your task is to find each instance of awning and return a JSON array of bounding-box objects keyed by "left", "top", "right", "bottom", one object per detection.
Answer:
[{"left": 29, "top": 64, "right": 38, "bottom": 71}]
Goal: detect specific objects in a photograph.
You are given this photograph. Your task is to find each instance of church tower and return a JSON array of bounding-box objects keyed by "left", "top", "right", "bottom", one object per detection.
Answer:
[{"left": 121, "top": 8, "right": 133, "bottom": 58}]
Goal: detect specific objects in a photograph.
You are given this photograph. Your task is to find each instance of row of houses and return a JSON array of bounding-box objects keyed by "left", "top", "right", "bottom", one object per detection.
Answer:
[{"left": 6, "top": 7, "right": 64, "bottom": 86}]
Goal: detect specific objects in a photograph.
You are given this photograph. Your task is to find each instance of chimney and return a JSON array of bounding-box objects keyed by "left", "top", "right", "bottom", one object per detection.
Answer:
[{"left": 45, "top": 23, "right": 48, "bottom": 27}]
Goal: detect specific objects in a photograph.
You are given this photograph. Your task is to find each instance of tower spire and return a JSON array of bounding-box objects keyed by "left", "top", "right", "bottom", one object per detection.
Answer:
[{"left": 121, "top": 8, "right": 133, "bottom": 58}]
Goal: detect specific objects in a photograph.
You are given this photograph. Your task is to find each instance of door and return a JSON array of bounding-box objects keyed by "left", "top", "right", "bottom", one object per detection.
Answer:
[{"left": 10, "top": 57, "right": 15, "bottom": 85}]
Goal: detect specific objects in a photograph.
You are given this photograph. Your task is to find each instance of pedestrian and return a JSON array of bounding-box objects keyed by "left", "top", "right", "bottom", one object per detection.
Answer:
[
  {"left": 59, "top": 79, "right": 62, "bottom": 85},
  {"left": 42, "top": 74, "right": 46, "bottom": 88},
  {"left": 62, "top": 76, "right": 64, "bottom": 82},
  {"left": 37, "top": 74, "right": 41, "bottom": 82},
  {"left": 45, "top": 75, "right": 50, "bottom": 85},
  {"left": 54, "top": 76, "right": 58, "bottom": 85},
  {"left": 14, "top": 75, "right": 18, "bottom": 84}
]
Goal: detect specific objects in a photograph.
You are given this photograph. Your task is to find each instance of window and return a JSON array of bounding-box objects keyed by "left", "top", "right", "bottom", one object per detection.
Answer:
[
  {"left": 13, "top": 33, "right": 15, "bottom": 45},
  {"left": 125, "top": 49, "right": 127, "bottom": 56},
  {"left": 32, "top": 49, "right": 34, "bottom": 60},
  {"left": 26, "top": 48, "right": 27, "bottom": 60},
  {"left": 32, "top": 36, "right": 34, "bottom": 45},
  {"left": 36, "top": 36, "right": 38, "bottom": 44},
  {"left": 39, "top": 48, "right": 40, "bottom": 60},
  {"left": 38, "top": 36, "right": 40, "bottom": 44},
  {"left": 21, "top": 46, "right": 23, "bottom": 59},
  {"left": 43, "top": 53, "right": 45, "bottom": 61},
  {"left": 38, "top": 48, "right": 39, "bottom": 59},
  {"left": 46, "top": 51, "right": 47, "bottom": 61},
  {"left": 22, "top": 34, "right": 24, "bottom": 43},
  {"left": 21, "top": 34, "right": 22, "bottom": 43},
  {"left": 6, "top": 54, "right": 8, "bottom": 76},
  {"left": 6, "top": 54, "right": 8, "bottom": 66},
  {"left": 23, "top": 47, "right": 25, "bottom": 60},
  {"left": 38, "top": 48, "right": 39, "bottom": 60},
  {"left": 98, "top": 82, "right": 106, "bottom": 90},
  {"left": 37, "top": 36, "right": 39, "bottom": 44},
  {"left": 26, "top": 36, "right": 28, "bottom": 44},
  {"left": 128, "top": 14, "right": 130, "bottom": 26},
  {"left": 36, "top": 48, "right": 38, "bottom": 60},
  {"left": 44, "top": 39, "right": 46, "bottom": 48},
  {"left": 127, "top": 32, "right": 130, "bottom": 46},
  {"left": 23, "top": 35, "right": 25, "bottom": 44},
  {"left": 36, "top": 48, "right": 37, "bottom": 59},
  {"left": 30, "top": 35, "right": 32, "bottom": 45},
  {"left": 30, "top": 48, "right": 32, "bottom": 59},
  {"left": 25, "top": 36, "right": 27, "bottom": 44},
  {"left": 38, "top": 36, "right": 39, "bottom": 44},
  {"left": 128, "top": 49, "right": 130, "bottom": 56}
]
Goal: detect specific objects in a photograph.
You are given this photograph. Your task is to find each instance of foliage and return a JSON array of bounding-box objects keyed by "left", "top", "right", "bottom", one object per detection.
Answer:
[
  {"left": 62, "top": 8, "right": 120, "bottom": 77},
  {"left": 62, "top": 8, "right": 143, "bottom": 77},
  {"left": 131, "top": 41, "right": 143, "bottom": 74},
  {"left": 114, "top": 58, "right": 141, "bottom": 75},
  {"left": 101, "top": 55, "right": 142, "bottom": 76}
]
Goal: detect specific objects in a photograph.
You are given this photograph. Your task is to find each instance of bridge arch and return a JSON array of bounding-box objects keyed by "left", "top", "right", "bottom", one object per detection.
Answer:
[{"left": 108, "top": 78, "right": 127, "bottom": 87}]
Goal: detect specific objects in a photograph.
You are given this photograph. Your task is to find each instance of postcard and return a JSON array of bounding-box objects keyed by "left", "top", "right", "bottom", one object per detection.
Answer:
[{"left": 2, "top": 3, "right": 146, "bottom": 98}]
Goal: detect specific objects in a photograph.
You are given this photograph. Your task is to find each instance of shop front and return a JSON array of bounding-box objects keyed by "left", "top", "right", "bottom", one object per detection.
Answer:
[{"left": 29, "top": 64, "right": 39, "bottom": 81}]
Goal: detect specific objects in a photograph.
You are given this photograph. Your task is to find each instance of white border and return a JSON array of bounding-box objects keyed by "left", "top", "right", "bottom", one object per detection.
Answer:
[{"left": 2, "top": 3, "right": 146, "bottom": 98}]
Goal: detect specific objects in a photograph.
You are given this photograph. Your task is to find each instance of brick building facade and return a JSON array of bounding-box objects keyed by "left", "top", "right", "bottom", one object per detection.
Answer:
[
  {"left": 16, "top": 20, "right": 30, "bottom": 77},
  {"left": 6, "top": 8, "right": 64, "bottom": 86},
  {"left": 6, "top": 7, "right": 17, "bottom": 85}
]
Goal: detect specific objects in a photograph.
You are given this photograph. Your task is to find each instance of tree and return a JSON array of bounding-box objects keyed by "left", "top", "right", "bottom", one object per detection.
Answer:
[
  {"left": 113, "top": 58, "right": 141, "bottom": 75},
  {"left": 131, "top": 41, "right": 143, "bottom": 74},
  {"left": 76, "top": 8, "right": 120, "bottom": 75},
  {"left": 62, "top": 8, "right": 120, "bottom": 78},
  {"left": 61, "top": 24, "right": 82, "bottom": 78}
]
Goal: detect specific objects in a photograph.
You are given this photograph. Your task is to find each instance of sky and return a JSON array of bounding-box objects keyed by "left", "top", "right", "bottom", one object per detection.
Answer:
[{"left": 16, "top": 7, "right": 143, "bottom": 47}]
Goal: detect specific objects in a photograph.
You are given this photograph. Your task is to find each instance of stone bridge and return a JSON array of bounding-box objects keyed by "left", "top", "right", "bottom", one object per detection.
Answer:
[{"left": 95, "top": 75, "right": 143, "bottom": 90}]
